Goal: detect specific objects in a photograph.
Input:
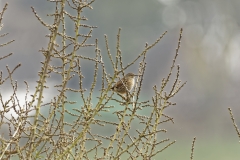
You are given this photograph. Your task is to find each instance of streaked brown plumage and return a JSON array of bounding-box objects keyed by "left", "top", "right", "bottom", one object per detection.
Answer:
[{"left": 111, "top": 73, "right": 137, "bottom": 95}]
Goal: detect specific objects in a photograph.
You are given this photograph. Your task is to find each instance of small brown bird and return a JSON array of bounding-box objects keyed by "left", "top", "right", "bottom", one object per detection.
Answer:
[{"left": 111, "top": 73, "right": 138, "bottom": 95}]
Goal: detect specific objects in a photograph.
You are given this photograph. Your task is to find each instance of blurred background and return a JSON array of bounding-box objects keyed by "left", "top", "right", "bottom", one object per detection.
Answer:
[{"left": 1, "top": 0, "right": 240, "bottom": 159}]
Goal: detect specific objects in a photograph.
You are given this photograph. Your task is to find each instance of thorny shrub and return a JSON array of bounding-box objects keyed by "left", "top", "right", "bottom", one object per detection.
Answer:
[{"left": 0, "top": 1, "right": 215, "bottom": 160}]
